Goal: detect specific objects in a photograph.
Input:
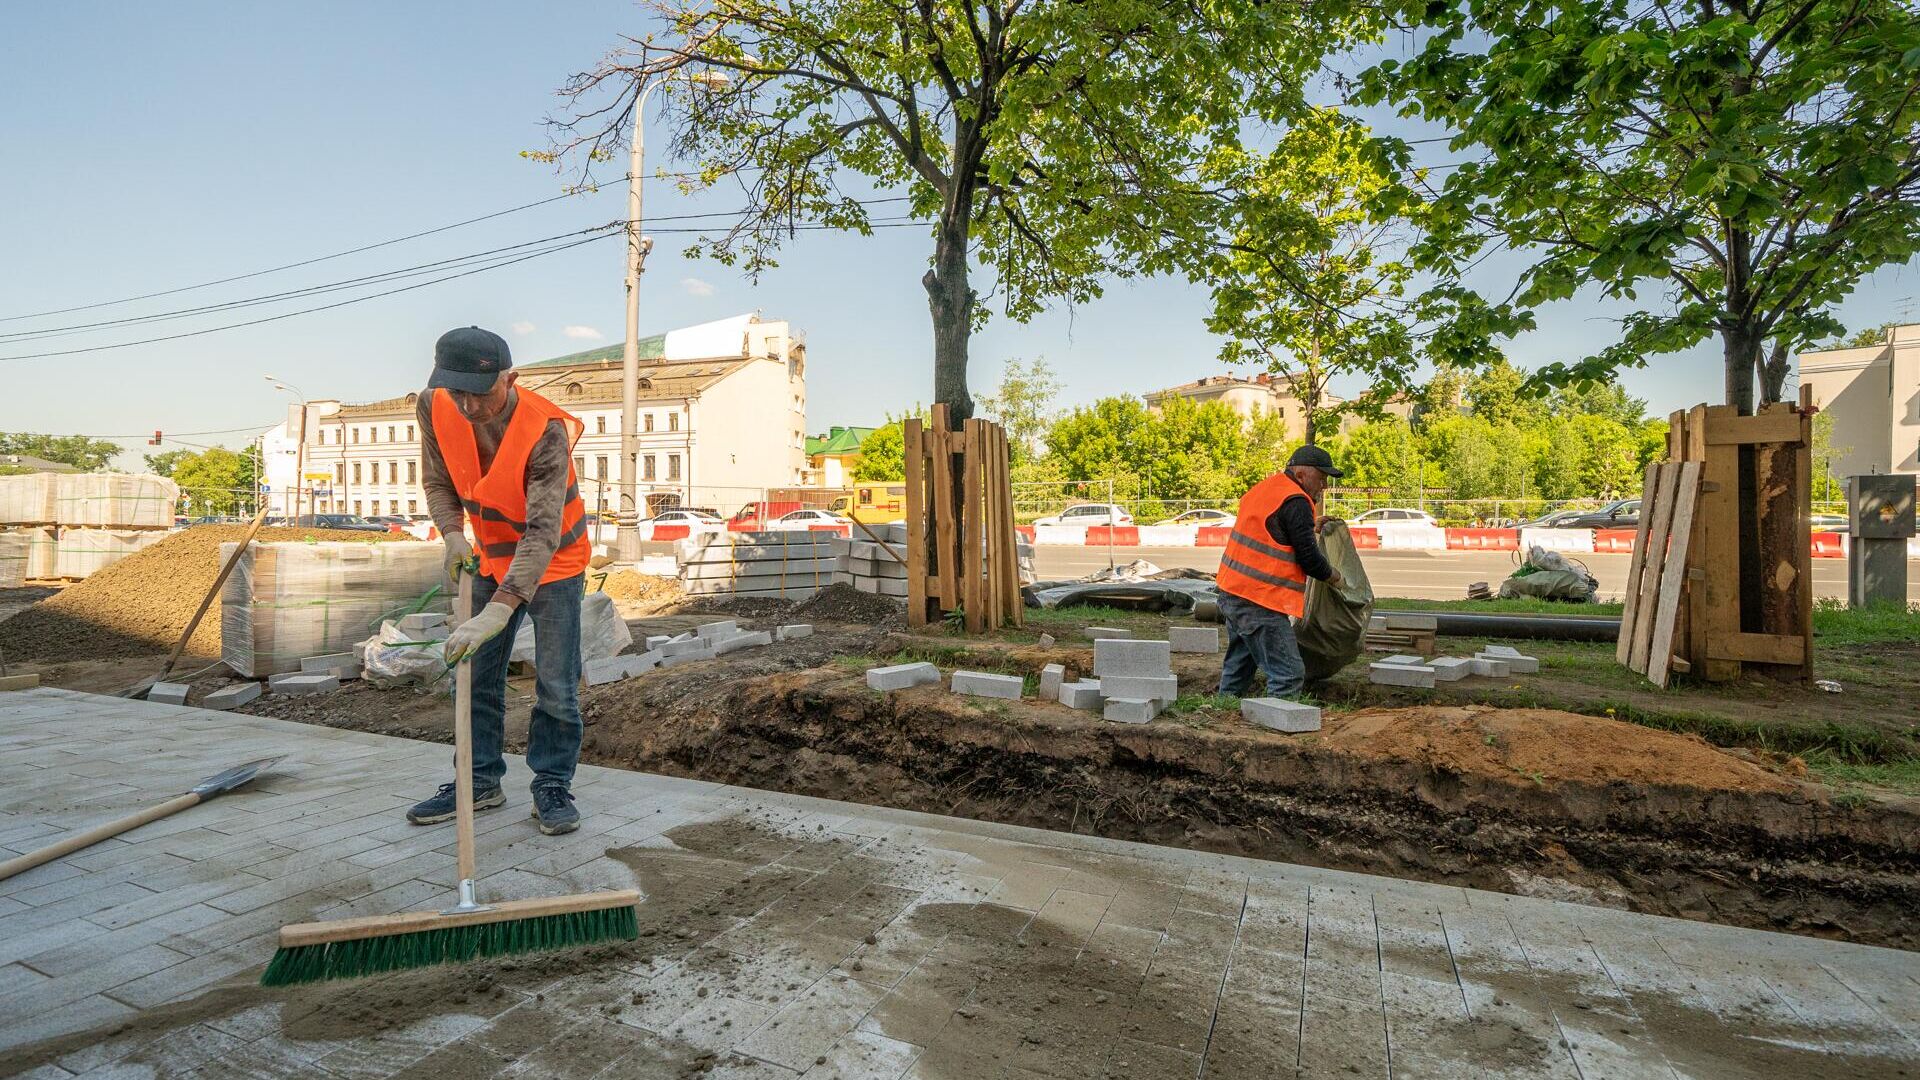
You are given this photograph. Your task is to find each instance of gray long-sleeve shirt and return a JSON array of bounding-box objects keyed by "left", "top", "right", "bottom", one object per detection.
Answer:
[{"left": 418, "top": 389, "right": 572, "bottom": 602}]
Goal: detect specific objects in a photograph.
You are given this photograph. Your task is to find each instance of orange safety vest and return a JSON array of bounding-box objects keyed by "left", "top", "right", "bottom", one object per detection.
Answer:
[
  {"left": 431, "top": 387, "right": 592, "bottom": 586},
  {"left": 1217, "top": 471, "right": 1312, "bottom": 617}
]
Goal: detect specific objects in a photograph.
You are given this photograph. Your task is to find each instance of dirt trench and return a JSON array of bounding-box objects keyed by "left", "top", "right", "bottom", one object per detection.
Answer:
[{"left": 578, "top": 667, "right": 1920, "bottom": 951}]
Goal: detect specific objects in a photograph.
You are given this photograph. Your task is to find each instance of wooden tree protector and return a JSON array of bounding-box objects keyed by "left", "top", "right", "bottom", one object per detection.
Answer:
[
  {"left": 1626, "top": 464, "right": 1680, "bottom": 673},
  {"left": 929, "top": 404, "right": 960, "bottom": 614},
  {"left": 962, "top": 419, "right": 986, "bottom": 633},
  {"left": 1618, "top": 463, "right": 1668, "bottom": 670},
  {"left": 1794, "top": 384, "right": 1815, "bottom": 674},
  {"left": 994, "top": 426, "right": 1022, "bottom": 627},
  {"left": 1750, "top": 400, "right": 1811, "bottom": 680},
  {"left": 904, "top": 417, "right": 930, "bottom": 626},
  {"left": 1647, "top": 460, "right": 1702, "bottom": 688},
  {"left": 1689, "top": 405, "right": 1743, "bottom": 681}
]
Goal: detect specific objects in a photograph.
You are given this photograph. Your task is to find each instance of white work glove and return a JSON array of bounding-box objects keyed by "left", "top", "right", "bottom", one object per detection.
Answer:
[
  {"left": 441, "top": 533, "right": 473, "bottom": 585},
  {"left": 444, "top": 601, "right": 513, "bottom": 665}
]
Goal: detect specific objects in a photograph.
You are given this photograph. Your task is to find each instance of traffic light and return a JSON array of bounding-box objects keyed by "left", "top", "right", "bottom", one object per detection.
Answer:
[{"left": 147, "top": 430, "right": 162, "bottom": 446}]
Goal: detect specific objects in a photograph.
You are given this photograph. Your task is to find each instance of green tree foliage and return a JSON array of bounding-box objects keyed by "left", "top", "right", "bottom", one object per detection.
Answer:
[
  {"left": 168, "top": 447, "right": 257, "bottom": 516},
  {"left": 1840, "top": 322, "right": 1896, "bottom": 349},
  {"left": 1360, "top": 0, "right": 1920, "bottom": 413},
  {"left": 1810, "top": 410, "right": 1852, "bottom": 503},
  {"left": 1550, "top": 382, "right": 1648, "bottom": 428},
  {"left": 977, "top": 357, "right": 1061, "bottom": 465},
  {"left": 1045, "top": 396, "right": 1290, "bottom": 503},
  {"left": 1463, "top": 358, "right": 1545, "bottom": 428},
  {"left": 0, "top": 433, "right": 121, "bottom": 472},
  {"left": 1334, "top": 418, "right": 1430, "bottom": 502},
  {"left": 1408, "top": 364, "right": 1467, "bottom": 431},
  {"left": 551, "top": 0, "right": 1368, "bottom": 424},
  {"left": 851, "top": 424, "right": 907, "bottom": 482},
  {"left": 143, "top": 449, "right": 193, "bottom": 477}
]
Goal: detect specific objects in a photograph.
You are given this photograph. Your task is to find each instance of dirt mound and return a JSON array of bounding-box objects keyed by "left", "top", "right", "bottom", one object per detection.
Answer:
[
  {"left": 597, "top": 569, "right": 682, "bottom": 611},
  {"left": 1317, "top": 705, "right": 1797, "bottom": 794},
  {"left": 791, "top": 582, "right": 906, "bottom": 627},
  {"left": 0, "top": 526, "right": 405, "bottom": 662}
]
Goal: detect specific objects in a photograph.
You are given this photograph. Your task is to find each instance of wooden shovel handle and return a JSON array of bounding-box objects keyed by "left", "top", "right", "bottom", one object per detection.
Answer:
[
  {"left": 454, "top": 571, "right": 476, "bottom": 884},
  {"left": 0, "top": 792, "right": 202, "bottom": 882}
]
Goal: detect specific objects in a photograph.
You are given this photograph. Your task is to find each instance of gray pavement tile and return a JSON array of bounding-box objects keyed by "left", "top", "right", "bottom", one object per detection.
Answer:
[
  {"left": 4, "top": 992, "right": 141, "bottom": 1059},
  {"left": 736, "top": 973, "right": 884, "bottom": 1071},
  {"left": 1297, "top": 990, "right": 1390, "bottom": 1078},
  {"left": 799, "top": 1028, "right": 921, "bottom": 1080}
]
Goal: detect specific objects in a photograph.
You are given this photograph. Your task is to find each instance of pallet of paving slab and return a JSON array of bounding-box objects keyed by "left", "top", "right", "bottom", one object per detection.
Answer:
[{"left": 1364, "top": 630, "right": 1436, "bottom": 657}]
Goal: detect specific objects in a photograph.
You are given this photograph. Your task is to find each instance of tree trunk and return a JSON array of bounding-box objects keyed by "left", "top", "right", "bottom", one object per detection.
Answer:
[
  {"left": 1756, "top": 338, "right": 1790, "bottom": 406},
  {"left": 924, "top": 216, "right": 975, "bottom": 429},
  {"left": 1722, "top": 324, "right": 1758, "bottom": 415}
]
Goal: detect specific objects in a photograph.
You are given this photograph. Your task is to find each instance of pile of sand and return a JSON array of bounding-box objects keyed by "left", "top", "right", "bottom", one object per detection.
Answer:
[
  {"left": 0, "top": 526, "right": 406, "bottom": 662},
  {"left": 598, "top": 569, "right": 683, "bottom": 611},
  {"left": 1317, "top": 705, "right": 1797, "bottom": 793}
]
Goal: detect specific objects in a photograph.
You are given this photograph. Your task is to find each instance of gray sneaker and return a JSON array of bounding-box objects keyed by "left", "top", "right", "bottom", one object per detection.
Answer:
[
  {"left": 531, "top": 786, "right": 580, "bottom": 835},
  {"left": 406, "top": 782, "right": 505, "bottom": 825}
]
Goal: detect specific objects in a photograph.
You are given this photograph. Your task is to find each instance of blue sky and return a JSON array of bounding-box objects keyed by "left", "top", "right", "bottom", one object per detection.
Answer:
[{"left": 3, "top": 2, "right": 1916, "bottom": 470}]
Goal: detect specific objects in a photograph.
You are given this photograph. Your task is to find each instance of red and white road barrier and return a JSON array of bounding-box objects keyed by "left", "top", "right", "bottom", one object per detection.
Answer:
[{"left": 1006, "top": 522, "right": 1885, "bottom": 558}]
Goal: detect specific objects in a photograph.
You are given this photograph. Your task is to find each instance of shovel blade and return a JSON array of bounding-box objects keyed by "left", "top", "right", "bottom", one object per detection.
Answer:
[{"left": 189, "top": 756, "right": 284, "bottom": 798}]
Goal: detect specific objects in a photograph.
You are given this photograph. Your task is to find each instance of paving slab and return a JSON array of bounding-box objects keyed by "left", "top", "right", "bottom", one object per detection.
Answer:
[{"left": 0, "top": 686, "right": 1911, "bottom": 1079}]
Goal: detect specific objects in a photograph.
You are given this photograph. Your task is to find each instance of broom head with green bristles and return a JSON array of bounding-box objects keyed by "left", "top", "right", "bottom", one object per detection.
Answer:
[{"left": 263, "top": 889, "right": 640, "bottom": 986}]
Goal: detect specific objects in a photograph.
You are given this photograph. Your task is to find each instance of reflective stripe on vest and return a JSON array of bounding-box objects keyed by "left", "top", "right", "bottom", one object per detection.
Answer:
[
  {"left": 1216, "top": 471, "right": 1312, "bottom": 617},
  {"left": 431, "top": 387, "right": 592, "bottom": 586}
]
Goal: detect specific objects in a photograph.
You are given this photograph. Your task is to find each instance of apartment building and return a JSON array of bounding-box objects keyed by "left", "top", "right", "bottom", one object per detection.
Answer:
[{"left": 1797, "top": 323, "right": 1920, "bottom": 477}]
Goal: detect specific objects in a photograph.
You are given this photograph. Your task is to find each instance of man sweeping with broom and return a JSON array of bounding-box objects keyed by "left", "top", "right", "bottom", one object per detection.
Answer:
[{"left": 261, "top": 327, "right": 635, "bottom": 987}]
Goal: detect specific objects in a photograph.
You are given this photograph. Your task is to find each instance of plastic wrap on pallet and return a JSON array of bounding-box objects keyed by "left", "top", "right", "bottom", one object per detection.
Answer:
[
  {"left": 0, "top": 530, "right": 29, "bottom": 586},
  {"left": 22, "top": 526, "right": 56, "bottom": 579},
  {"left": 51, "top": 473, "right": 178, "bottom": 528},
  {"left": 51, "top": 529, "right": 167, "bottom": 579},
  {"left": 675, "top": 530, "right": 838, "bottom": 598},
  {"left": 0, "top": 474, "right": 58, "bottom": 525},
  {"left": 219, "top": 540, "right": 448, "bottom": 677}
]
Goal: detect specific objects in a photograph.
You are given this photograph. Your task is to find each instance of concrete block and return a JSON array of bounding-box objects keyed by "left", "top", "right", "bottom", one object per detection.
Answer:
[
  {"left": 1428, "top": 657, "right": 1474, "bottom": 682},
  {"left": 646, "top": 635, "right": 673, "bottom": 650},
  {"left": 661, "top": 637, "right": 716, "bottom": 658},
  {"left": 1477, "top": 650, "right": 1537, "bottom": 673},
  {"left": 867, "top": 662, "right": 941, "bottom": 691},
  {"left": 585, "top": 656, "right": 635, "bottom": 686},
  {"left": 0, "top": 673, "right": 41, "bottom": 691},
  {"left": 1093, "top": 639, "right": 1172, "bottom": 678},
  {"left": 1368, "top": 663, "right": 1435, "bottom": 688},
  {"left": 1059, "top": 681, "right": 1104, "bottom": 711},
  {"left": 1168, "top": 626, "right": 1220, "bottom": 654},
  {"left": 300, "top": 652, "right": 357, "bottom": 674},
  {"left": 400, "top": 612, "right": 448, "bottom": 631},
  {"left": 1468, "top": 657, "right": 1511, "bottom": 678},
  {"left": 661, "top": 647, "right": 714, "bottom": 668},
  {"left": 776, "top": 624, "right": 814, "bottom": 640},
  {"left": 201, "top": 682, "right": 262, "bottom": 710},
  {"left": 1037, "top": 633, "right": 1055, "bottom": 648},
  {"left": 1480, "top": 644, "right": 1522, "bottom": 658},
  {"left": 1380, "top": 612, "right": 1438, "bottom": 631},
  {"left": 695, "top": 620, "right": 740, "bottom": 640},
  {"left": 267, "top": 672, "right": 306, "bottom": 691},
  {"left": 1039, "top": 663, "right": 1066, "bottom": 701},
  {"left": 275, "top": 674, "right": 339, "bottom": 696},
  {"left": 147, "top": 682, "right": 190, "bottom": 706},
  {"left": 1242, "top": 697, "right": 1321, "bottom": 733},
  {"left": 1099, "top": 674, "right": 1178, "bottom": 704},
  {"left": 1083, "top": 627, "right": 1132, "bottom": 641},
  {"left": 951, "top": 670, "right": 1024, "bottom": 700},
  {"left": 1377, "top": 654, "right": 1428, "bottom": 667},
  {"left": 1104, "top": 698, "right": 1161, "bottom": 724},
  {"left": 1192, "top": 599, "right": 1220, "bottom": 622},
  {"left": 713, "top": 630, "right": 774, "bottom": 655}
]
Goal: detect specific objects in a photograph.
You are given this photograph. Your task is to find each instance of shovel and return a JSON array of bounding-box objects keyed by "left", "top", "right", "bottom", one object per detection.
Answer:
[{"left": 0, "top": 756, "right": 283, "bottom": 882}]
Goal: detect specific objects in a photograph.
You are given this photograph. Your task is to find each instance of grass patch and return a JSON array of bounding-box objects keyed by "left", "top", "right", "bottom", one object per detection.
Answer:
[
  {"left": 1801, "top": 753, "right": 1920, "bottom": 797},
  {"left": 1812, "top": 598, "right": 1920, "bottom": 647},
  {"left": 1375, "top": 596, "right": 1624, "bottom": 617}
]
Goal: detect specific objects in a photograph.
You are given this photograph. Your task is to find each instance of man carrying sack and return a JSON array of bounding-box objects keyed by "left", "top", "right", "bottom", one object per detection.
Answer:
[
  {"left": 406, "top": 326, "right": 592, "bottom": 836},
  {"left": 1216, "top": 445, "right": 1345, "bottom": 699}
]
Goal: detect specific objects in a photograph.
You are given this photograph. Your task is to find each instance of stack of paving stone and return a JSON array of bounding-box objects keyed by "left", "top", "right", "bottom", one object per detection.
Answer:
[
  {"left": 1369, "top": 643, "right": 1540, "bottom": 687},
  {"left": 676, "top": 531, "right": 835, "bottom": 601},
  {"left": 831, "top": 534, "right": 910, "bottom": 597}
]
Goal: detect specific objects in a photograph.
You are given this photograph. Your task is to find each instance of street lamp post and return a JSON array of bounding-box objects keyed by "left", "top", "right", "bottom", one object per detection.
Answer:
[
  {"left": 615, "top": 67, "right": 731, "bottom": 562},
  {"left": 265, "top": 377, "right": 308, "bottom": 521}
]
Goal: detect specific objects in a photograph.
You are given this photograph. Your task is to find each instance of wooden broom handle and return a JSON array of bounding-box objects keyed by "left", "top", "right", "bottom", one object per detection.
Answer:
[
  {"left": 0, "top": 792, "right": 201, "bottom": 882},
  {"left": 454, "top": 570, "right": 476, "bottom": 884}
]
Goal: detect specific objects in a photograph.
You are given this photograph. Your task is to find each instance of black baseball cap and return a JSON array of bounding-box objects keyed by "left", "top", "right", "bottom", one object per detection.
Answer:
[
  {"left": 1287, "top": 444, "right": 1345, "bottom": 477},
  {"left": 429, "top": 326, "right": 512, "bottom": 393}
]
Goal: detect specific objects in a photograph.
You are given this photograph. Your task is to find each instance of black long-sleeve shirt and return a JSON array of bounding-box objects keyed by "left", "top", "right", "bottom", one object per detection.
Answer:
[{"left": 1264, "top": 494, "right": 1335, "bottom": 582}]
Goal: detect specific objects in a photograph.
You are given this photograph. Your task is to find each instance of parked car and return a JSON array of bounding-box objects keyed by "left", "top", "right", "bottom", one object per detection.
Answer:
[
  {"left": 1031, "top": 503, "right": 1133, "bottom": 527},
  {"left": 770, "top": 508, "right": 852, "bottom": 530},
  {"left": 642, "top": 509, "right": 725, "bottom": 527},
  {"left": 1350, "top": 508, "right": 1438, "bottom": 526},
  {"left": 1810, "top": 513, "right": 1849, "bottom": 533},
  {"left": 1513, "top": 508, "right": 1585, "bottom": 529},
  {"left": 282, "top": 513, "right": 389, "bottom": 533},
  {"left": 1154, "top": 508, "right": 1234, "bottom": 526},
  {"left": 1530, "top": 499, "right": 1640, "bottom": 530}
]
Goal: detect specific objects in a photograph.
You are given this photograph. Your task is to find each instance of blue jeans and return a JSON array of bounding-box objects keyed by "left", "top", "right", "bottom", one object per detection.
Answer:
[
  {"left": 465, "top": 572, "right": 584, "bottom": 793},
  {"left": 1217, "top": 592, "right": 1306, "bottom": 699}
]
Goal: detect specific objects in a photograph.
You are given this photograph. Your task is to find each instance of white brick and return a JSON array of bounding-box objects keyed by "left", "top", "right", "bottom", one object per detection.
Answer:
[
  {"left": 1104, "top": 698, "right": 1160, "bottom": 724},
  {"left": 1083, "top": 627, "right": 1132, "bottom": 641},
  {"left": 1099, "top": 675, "right": 1178, "bottom": 704},
  {"left": 695, "top": 620, "right": 740, "bottom": 640},
  {"left": 646, "top": 635, "right": 673, "bottom": 650},
  {"left": 867, "top": 663, "right": 940, "bottom": 691},
  {"left": 274, "top": 674, "right": 339, "bottom": 696},
  {"left": 775, "top": 624, "right": 814, "bottom": 640},
  {"left": 661, "top": 637, "right": 716, "bottom": 658},
  {"left": 1059, "top": 681, "right": 1104, "bottom": 711},
  {"left": 300, "top": 652, "right": 357, "bottom": 674},
  {"left": 1428, "top": 657, "right": 1474, "bottom": 682},
  {"left": 1242, "top": 697, "right": 1321, "bottom": 733},
  {"left": 1477, "top": 650, "right": 1537, "bottom": 673},
  {"left": 952, "top": 671, "right": 1024, "bottom": 699},
  {"left": 1093, "top": 639, "right": 1172, "bottom": 678},
  {"left": 201, "top": 683, "right": 262, "bottom": 710},
  {"left": 1468, "top": 657, "right": 1511, "bottom": 677},
  {"left": 1039, "top": 664, "right": 1066, "bottom": 701},
  {"left": 1168, "top": 626, "right": 1220, "bottom": 654},
  {"left": 147, "top": 682, "right": 190, "bottom": 706},
  {"left": 1377, "top": 654, "right": 1428, "bottom": 667},
  {"left": 1368, "top": 663, "right": 1435, "bottom": 688}
]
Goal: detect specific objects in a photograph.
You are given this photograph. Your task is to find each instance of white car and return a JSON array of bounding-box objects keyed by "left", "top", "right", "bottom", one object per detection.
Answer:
[
  {"left": 770, "top": 508, "right": 851, "bottom": 530},
  {"left": 1155, "top": 508, "right": 1234, "bottom": 526},
  {"left": 1032, "top": 503, "right": 1134, "bottom": 527},
  {"left": 643, "top": 509, "right": 724, "bottom": 526},
  {"left": 1351, "top": 508, "right": 1437, "bottom": 525}
]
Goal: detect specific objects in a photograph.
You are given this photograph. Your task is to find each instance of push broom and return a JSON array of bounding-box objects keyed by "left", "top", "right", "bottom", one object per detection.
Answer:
[{"left": 262, "top": 565, "right": 638, "bottom": 986}]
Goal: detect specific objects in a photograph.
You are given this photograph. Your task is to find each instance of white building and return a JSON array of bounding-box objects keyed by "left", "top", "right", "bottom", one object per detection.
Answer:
[
  {"left": 1797, "top": 323, "right": 1920, "bottom": 478},
  {"left": 257, "top": 314, "right": 809, "bottom": 519}
]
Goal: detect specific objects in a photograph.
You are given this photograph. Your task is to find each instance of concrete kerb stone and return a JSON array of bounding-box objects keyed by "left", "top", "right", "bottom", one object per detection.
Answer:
[
  {"left": 400, "top": 612, "right": 449, "bottom": 631},
  {"left": 585, "top": 656, "right": 635, "bottom": 686},
  {"left": 1039, "top": 664, "right": 1066, "bottom": 701},
  {"left": 713, "top": 631, "right": 774, "bottom": 656},
  {"left": 1477, "top": 650, "right": 1538, "bottom": 673},
  {"left": 147, "top": 682, "right": 190, "bottom": 706},
  {"left": 300, "top": 652, "right": 356, "bottom": 674},
  {"left": 1059, "top": 681, "right": 1103, "bottom": 711},
  {"left": 1083, "top": 627, "right": 1132, "bottom": 641},
  {"left": 1037, "top": 633, "right": 1055, "bottom": 648},
  {"left": 775, "top": 625, "right": 814, "bottom": 641},
  {"left": 1168, "top": 626, "right": 1220, "bottom": 654},
  {"left": 1242, "top": 697, "right": 1321, "bottom": 733},
  {"left": 695, "top": 620, "right": 740, "bottom": 640},
  {"left": 1481, "top": 644, "right": 1522, "bottom": 658},
  {"left": 1428, "top": 657, "right": 1474, "bottom": 682},
  {"left": 1377, "top": 654, "right": 1428, "bottom": 667},
  {"left": 1368, "top": 663, "right": 1436, "bottom": 688},
  {"left": 951, "top": 670, "right": 1024, "bottom": 700},
  {"left": 200, "top": 682, "right": 262, "bottom": 711},
  {"left": 1104, "top": 698, "right": 1160, "bottom": 724},
  {"left": 1093, "top": 639, "right": 1172, "bottom": 678},
  {"left": 867, "top": 663, "right": 941, "bottom": 692},
  {"left": 661, "top": 637, "right": 716, "bottom": 658},
  {"left": 1098, "top": 675, "right": 1178, "bottom": 705},
  {"left": 645, "top": 635, "right": 673, "bottom": 650},
  {"left": 1469, "top": 657, "right": 1512, "bottom": 677},
  {"left": 274, "top": 674, "right": 340, "bottom": 696}
]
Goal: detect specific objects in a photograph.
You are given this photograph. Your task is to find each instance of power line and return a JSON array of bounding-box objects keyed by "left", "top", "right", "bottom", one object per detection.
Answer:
[{"left": 1, "top": 421, "right": 280, "bottom": 441}]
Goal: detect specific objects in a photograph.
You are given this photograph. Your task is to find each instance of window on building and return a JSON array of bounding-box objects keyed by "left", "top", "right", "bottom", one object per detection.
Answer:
[
  {"left": 406, "top": 424, "right": 415, "bottom": 442},
  {"left": 644, "top": 413, "right": 654, "bottom": 433},
  {"left": 353, "top": 500, "right": 363, "bottom": 515},
  {"left": 669, "top": 412, "right": 679, "bottom": 432},
  {"left": 596, "top": 415, "right": 606, "bottom": 434},
  {"left": 408, "top": 499, "right": 419, "bottom": 514},
  {"left": 353, "top": 463, "right": 362, "bottom": 484},
  {"left": 643, "top": 455, "right": 656, "bottom": 481},
  {"left": 390, "top": 500, "right": 400, "bottom": 515},
  {"left": 369, "top": 427, "right": 377, "bottom": 443},
  {"left": 667, "top": 454, "right": 681, "bottom": 481},
  {"left": 388, "top": 426, "right": 396, "bottom": 442},
  {"left": 407, "top": 460, "right": 417, "bottom": 484},
  {"left": 335, "top": 464, "right": 345, "bottom": 484},
  {"left": 596, "top": 455, "right": 609, "bottom": 483},
  {"left": 388, "top": 461, "right": 398, "bottom": 484},
  {"left": 352, "top": 427, "right": 360, "bottom": 444},
  {"left": 573, "top": 455, "right": 585, "bottom": 480}
]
